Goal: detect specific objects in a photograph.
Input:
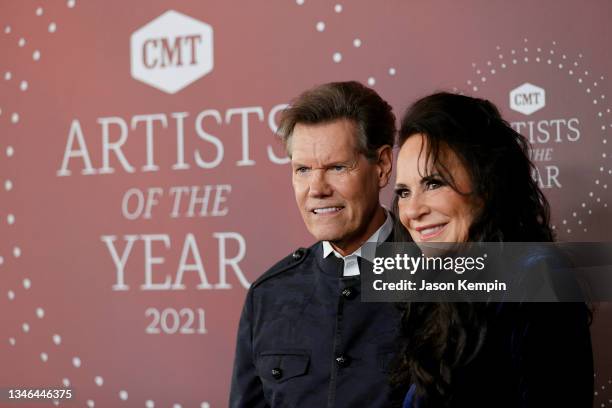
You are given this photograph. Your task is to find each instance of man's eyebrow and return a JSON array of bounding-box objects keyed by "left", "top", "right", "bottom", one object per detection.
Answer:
[{"left": 326, "top": 160, "right": 352, "bottom": 166}]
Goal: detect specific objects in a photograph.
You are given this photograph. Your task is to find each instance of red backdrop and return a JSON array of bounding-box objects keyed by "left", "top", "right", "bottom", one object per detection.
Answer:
[{"left": 1, "top": 1, "right": 611, "bottom": 406}]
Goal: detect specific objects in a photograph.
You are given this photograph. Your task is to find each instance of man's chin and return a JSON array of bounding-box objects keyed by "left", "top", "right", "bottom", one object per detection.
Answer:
[
  {"left": 307, "top": 228, "right": 344, "bottom": 243},
  {"left": 312, "top": 234, "right": 344, "bottom": 243}
]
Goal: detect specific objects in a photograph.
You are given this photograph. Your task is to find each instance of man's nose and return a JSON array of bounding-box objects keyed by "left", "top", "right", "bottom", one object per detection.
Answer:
[{"left": 308, "top": 169, "right": 333, "bottom": 197}]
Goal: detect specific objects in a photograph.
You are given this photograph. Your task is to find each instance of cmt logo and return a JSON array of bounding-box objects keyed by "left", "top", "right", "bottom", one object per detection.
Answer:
[
  {"left": 130, "top": 10, "right": 213, "bottom": 94},
  {"left": 509, "top": 83, "right": 546, "bottom": 115}
]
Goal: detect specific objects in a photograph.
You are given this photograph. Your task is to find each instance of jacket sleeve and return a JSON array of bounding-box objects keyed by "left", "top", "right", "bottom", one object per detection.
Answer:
[
  {"left": 515, "top": 302, "right": 594, "bottom": 408},
  {"left": 229, "top": 288, "right": 269, "bottom": 408}
]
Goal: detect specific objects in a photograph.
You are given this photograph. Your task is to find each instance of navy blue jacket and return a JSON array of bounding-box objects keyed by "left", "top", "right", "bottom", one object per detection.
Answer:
[
  {"left": 229, "top": 242, "right": 401, "bottom": 407},
  {"left": 401, "top": 302, "right": 593, "bottom": 408},
  {"left": 401, "top": 245, "right": 594, "bottom": 407}
]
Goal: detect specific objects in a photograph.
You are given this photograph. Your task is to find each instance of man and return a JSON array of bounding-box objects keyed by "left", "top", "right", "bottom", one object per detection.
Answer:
[{"left": 230, "top": 81, "right": 399, "bottom": 407}]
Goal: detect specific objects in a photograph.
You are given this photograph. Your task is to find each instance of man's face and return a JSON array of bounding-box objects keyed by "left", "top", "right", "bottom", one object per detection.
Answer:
[{"left": 290, "top": 119, "right": 390, "bottom": 253}]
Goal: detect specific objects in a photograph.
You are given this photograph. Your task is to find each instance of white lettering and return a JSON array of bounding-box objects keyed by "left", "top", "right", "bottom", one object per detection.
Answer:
[{"left": 57, "top": 120, "right": 97, "bottom": 176}]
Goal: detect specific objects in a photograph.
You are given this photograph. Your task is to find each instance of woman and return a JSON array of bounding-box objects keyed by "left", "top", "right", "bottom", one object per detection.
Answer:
[{"left": 390, "top": 92, "right": 593, "bottom": 407}]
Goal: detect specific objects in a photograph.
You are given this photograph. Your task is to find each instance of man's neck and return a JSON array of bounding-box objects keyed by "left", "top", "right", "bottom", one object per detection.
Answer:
[{"left": 330, "top": 205, "right": 387, "bottom": 257}]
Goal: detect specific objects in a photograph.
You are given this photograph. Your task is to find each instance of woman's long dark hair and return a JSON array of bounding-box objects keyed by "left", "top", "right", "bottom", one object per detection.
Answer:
[{"left": 390, "top": 92, "right": 554, "bottom": 407}]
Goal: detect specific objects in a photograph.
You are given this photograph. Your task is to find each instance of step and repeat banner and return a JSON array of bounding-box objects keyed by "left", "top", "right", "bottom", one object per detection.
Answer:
[{"left": 1, "top": 0, "right": 611, "bottom": 406}]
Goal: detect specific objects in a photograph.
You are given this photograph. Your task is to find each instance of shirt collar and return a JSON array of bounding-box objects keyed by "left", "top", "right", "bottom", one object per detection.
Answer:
[{"left": 322, "top": 209, "right": 393, "bottom": 260}]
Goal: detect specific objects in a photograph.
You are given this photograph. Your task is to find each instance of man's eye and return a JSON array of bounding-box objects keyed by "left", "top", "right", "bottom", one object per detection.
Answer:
[
  {"left": 331, "top": 165, "right": 346, "bottom": 172},
  {"left": 395, "top": 188, "right": 410, "bottom": 199},
  {"left": 295, "top": 167, "right": 310, "bottom": 174}
]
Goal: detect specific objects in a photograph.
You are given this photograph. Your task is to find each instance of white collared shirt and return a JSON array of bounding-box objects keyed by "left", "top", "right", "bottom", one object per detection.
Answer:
[{"left": 322, "top": 210, "right": 393, "bottom": 276}]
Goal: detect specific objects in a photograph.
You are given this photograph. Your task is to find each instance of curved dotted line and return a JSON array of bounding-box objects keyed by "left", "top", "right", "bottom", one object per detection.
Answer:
[
  {"left": 1, "top": 1, "right": 65, "bottom": 119},
  {"left": 5, "top": 3, "right": 215, "bottom": 406},
  {"left": 294, "top": 1, "right": 396, "bottom": 87},
  {"left": 593, "top": 374, "right": 612, "bottom": 407},
  {"left": 466, "top": 38, "right": 610, "bottom": 236},
  {"left": 2, "top": 3, "right": 104, "bottom": 407}
]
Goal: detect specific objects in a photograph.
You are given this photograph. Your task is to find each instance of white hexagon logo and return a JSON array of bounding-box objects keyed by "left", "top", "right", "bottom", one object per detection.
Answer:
[
  {"left": 509, "top": 82, "right": 546, "bottom": 115},
  {"left": 130, "top": 10, "right": 213, "bottom": 94}
]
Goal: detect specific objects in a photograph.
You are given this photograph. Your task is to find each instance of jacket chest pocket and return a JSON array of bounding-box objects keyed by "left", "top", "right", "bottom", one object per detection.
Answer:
[{"left": 257, "top": 350, "right": 310, "bottom": 384}]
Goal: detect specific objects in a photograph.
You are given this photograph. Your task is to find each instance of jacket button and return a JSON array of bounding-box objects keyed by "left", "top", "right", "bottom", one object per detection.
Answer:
[
  {"left": 292, "top": 248, "right": 304, "bottom": 260},
  {"left": 341, "top": 288, "right": 355, "bottom": 299},
  {"left": 271, "top": 368, "right": 283, "bottom": 379},
  {"left": 335, "top": 355, "right": 351, "bottom": 367}
]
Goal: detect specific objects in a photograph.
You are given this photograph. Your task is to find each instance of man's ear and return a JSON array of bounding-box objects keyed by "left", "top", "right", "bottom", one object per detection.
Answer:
[{"left": 376, "top": 145, "right": 393, "bottom": 188}]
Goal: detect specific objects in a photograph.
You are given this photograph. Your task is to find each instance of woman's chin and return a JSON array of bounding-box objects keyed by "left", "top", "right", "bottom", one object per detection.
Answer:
[{"left": 412, "top": 241, "right": 457, "bottom": 258}]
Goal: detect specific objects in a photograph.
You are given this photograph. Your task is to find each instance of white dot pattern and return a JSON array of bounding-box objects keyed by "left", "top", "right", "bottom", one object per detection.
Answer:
[
  {"left": 2, "top": 7, "right": 608, "bottom": 406},
  {"left": 3, "top": 2, "right": 101, "bottom": 404},
  {"left": 297, "top": 5, "right": 399, "bottom": 91},
  {"left": 466, "top": 39, "right": 610, "bottom": 237},
  {"left": 72, "top": 357, "right": 81, "bottom": 368}
]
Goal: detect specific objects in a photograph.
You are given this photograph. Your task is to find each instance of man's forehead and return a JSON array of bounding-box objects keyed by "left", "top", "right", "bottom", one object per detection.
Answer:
[{"left": 290, "top": 120, "right": 360, "bottom": 161}]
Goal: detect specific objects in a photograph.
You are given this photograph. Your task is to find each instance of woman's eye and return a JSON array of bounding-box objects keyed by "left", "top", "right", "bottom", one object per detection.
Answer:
[
  {"left": 426, "top": 179, "right": 443, "bottom": 190},
  {"left": 395, "top": 188, "right": 410, "bottom": 198}
]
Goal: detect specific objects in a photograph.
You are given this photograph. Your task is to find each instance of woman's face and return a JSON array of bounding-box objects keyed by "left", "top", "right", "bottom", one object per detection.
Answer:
[{"left": 395, "top": 134, "right": 481, "bottom": 243}]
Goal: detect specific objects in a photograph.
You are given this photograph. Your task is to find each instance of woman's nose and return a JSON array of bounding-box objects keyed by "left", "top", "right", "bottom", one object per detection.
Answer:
[{"left": 400, "top": 192, "right": 429, "bottom": 223}]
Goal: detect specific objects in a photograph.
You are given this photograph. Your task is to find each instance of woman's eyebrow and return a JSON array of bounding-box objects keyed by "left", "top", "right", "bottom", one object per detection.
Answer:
[{"left": 421, "top": 172, "right": 441, "bottom": 180}]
